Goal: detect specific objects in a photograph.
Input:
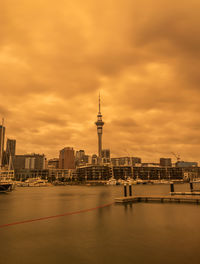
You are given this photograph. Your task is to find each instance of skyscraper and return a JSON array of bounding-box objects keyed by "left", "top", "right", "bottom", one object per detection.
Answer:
[
  {"left": 4, "top": 138, "right": 16, "bottom": 168},
  {"left": 102, "top": 149, "right": 110, "bottom": 159},
  {"left": 95, "top": 94, "right": 104, "bottom": 159},
  {"left": 59, "top": 147, "right": 75, "bottom": 169},
  {"left": 0, "top": 123, "right": 5, "bottom": 167},
  {"left": 6, "top": 139, "right": 16, "bottom": 157}
]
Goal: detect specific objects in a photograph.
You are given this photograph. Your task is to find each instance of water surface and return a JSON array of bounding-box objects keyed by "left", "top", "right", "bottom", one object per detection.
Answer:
[{"left": 0, "top": 184, "right": 200, "bottom": 264}]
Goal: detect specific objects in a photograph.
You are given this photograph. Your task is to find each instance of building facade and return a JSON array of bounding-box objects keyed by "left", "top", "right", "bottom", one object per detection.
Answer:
[
  {"left": 13, "top": 154, "right": 45, "bottom": 170},
  {"left": 160, "top": 158, "right": 172, "bottom": 167},
  {"left": 48, "top": 158, "right": 59, "bottom": 169},
  {"left": 59, "top": 147, "right": 75, "bottom": 169}
]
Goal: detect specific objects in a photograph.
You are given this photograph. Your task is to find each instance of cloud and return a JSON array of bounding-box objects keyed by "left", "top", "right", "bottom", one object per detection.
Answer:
[{"left": 0, "top": 0, "right": 200, "bottom": 163}]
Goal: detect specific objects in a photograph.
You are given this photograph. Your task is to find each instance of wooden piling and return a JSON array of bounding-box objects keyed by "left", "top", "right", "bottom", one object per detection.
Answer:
[
  {"left": 124, "top": 184, "right": 127, "bottom": 197},
  {"left": 170, "top": 183, "right": 174, "bottom": 193},
  {"left": 129, "top": 184, "right": 132, "bottom": 196}
]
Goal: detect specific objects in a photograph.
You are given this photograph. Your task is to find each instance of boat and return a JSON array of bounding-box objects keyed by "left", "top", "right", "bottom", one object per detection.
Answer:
[
  {"left": 0, "top": 170, "right": 15, "bottom": 192},
  {"left": 106, "top": 178, "right": 117, "bottom": 185},
  {"left": 23, "top": 177, "right": 49, "bottom": 187},
  {"left": 124, "top": 177, "right": 138, "bottom": 185},
  {"left": 0, "top": 182, "right": 13, "bottom": 192}
]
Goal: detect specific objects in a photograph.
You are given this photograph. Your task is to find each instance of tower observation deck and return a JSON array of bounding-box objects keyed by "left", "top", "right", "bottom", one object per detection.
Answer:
[{"left": 95, "top": 94, "right": 104, "bottom": 159}]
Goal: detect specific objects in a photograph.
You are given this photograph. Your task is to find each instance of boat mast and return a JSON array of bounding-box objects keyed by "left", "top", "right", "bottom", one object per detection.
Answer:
[{"left": 0, "top": 118, "right": 4, "bottom": 169}]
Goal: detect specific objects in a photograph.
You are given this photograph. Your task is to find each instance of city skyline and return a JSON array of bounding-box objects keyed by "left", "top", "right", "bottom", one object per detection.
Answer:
[{"left": 1, "top": 0, "right": 200, "bottom": 162}]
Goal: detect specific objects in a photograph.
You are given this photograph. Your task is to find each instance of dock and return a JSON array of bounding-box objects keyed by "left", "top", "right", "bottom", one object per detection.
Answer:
[
  {"left": 115, "top": 195, "right": 200, "bottom": 204},
  {"left": 171, "top": 192, "right": 200, "bottom": 196}
]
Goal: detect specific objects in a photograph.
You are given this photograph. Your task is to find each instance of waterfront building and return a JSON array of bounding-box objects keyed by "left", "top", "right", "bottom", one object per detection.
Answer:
[
  {"left": 47, "top": 158, "right": 59, "bottom": 169},
  {"left": 83, "top": 155, "right": 92, "bottom": 165},
  {"left": 95, "top": 94, "right": 104, "bottom": 159},
  {"left": 75, "top": 150, "right": 86, "bottom": 167},
  {"left": 91, "top": 154, "right": 98, "bottom": 165},
  {"left": 141, "top": 163, "right": 160, "bottom": 167},
  {"left": 14, "top": 169, "right": 49, "bottom": 181},
  {"left": 111, "top": 157, "right": 141, "bottom": 166},
  {"left": 13, "top": 154, "right": 46, "bottom": 170},
  {"left": 48, "top": 169, "right": 76, "bottom": 181},
  {"left": 59, "top": 147, "right": 75, "bottom": 169},
  {"left": 76, "top": 165, "right": 111, "bottom": 181},
  {"left": 102, "top": 149, "right": 111, "bottom": 164},
  {"left": 102, "top": 149, "right": 110, "bottom": 159},
  {"left": 160, "top": 158, "right": 172, "bottom": 167},
  {"left": 76, "top": 150, "right": 85, "bottom": 160},
  {"left": 112, "top": 166, "right": 183, "bottom": 180},
  {"left": 131, "top": 157, "right": 142, "bottom": 165},
  {"left": 3, "top": 139, "right": 16, "bottom": 168},
  {"left": 176, "top": 161, "right": 198, "bottom": 168}
]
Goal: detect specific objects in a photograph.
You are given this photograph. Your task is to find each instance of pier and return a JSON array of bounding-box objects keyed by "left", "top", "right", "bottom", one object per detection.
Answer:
[
  {"left": 116, "top": 182, "right": 200, "bottom": 204},
  {"left": 115, "top": 195, "right": 200, "bottom": 204}
]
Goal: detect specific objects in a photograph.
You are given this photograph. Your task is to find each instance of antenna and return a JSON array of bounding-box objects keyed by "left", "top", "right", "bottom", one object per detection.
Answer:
[{"left": 99, "top": 92, "right": 101, "bottom": 114}]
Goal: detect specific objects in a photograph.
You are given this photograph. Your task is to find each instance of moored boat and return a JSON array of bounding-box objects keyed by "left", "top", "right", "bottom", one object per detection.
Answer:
[{"left": 0, "top": 182, "right": 13, "bottom": 192}]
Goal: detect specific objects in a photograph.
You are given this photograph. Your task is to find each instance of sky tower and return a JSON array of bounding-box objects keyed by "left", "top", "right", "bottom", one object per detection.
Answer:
[{"left": 95, "top": 93, "right": 104, "bottom": 159}]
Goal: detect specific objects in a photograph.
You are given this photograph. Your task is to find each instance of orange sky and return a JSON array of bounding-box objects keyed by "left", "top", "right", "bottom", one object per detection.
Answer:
[{"left": 1, "top": 0, "right": 200, "bottom": 162}]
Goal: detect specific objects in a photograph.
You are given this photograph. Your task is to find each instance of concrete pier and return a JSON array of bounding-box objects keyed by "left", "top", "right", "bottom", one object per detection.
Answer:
[
  {"left": 115, "top": 195, "right": 200, "bottom": 204},
  {"left": 171, "top": 192, "right": 200, "bottom": 196}
]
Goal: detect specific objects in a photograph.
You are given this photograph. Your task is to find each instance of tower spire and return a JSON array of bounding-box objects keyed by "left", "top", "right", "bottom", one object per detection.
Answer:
[
  {"left": 99, "top": 92, "right": 101, "bottom": 114},
  {"left": 95, "top": 93, "right": 104, "bottom": 160}
]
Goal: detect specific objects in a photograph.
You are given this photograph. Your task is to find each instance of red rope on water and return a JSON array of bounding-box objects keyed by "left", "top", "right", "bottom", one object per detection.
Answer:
[{"left": 0, "top": 202, "right": 114, "bottom": 228}]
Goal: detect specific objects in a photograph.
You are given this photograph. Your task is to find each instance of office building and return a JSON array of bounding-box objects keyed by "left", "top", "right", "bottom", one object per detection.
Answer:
[
  {"left": 48, "top": 158, "right": 59, "bottom": 169},
  {"left": 59, "top": 147, "right": 75, "bottom": 169},
  {"left": 160, "top": 158, "right": 172, "bottom": 167},
  {"left": 102, "top": 149, "right": 110, "bottom": 159},
  {"left": 176, "top": 161, "right": 198, "bottom": 168},
  {"left": 111, "top": 157, "right": 141, "bottom": 166},
  {"left": 13, "top": 154, "right": 45, "bottom": 170},
  {"left": 3, "top": 139, "right": 16, "bottom": 168}
]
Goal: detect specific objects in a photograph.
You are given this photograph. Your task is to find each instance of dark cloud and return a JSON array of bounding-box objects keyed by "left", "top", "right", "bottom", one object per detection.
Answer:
[{"left": 0, "top": 0, "right": 200, "bottom": 162}]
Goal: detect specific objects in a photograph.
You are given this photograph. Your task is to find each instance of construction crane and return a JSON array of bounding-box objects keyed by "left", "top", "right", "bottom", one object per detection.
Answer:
[{"left": 171, "top": 152, "right": 181, "bottom": 162}]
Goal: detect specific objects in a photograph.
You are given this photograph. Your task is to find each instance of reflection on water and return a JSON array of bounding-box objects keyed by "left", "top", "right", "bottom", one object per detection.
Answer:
[{"left": 1, "top": 184, "right": 200, "bottom": 264}]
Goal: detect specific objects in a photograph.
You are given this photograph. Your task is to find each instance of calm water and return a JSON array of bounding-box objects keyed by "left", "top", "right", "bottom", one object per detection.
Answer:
[{"left": 1, "top": 184, "right": 200, "bottom": 264}]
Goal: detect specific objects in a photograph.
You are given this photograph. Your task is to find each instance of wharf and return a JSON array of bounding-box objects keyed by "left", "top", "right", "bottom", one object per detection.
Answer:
[
  {"left": 115, "top": 195, "right": 200, "bottom": 204},
  {"left": 171, "top": 192, "right": 200, "bottom": 195}
]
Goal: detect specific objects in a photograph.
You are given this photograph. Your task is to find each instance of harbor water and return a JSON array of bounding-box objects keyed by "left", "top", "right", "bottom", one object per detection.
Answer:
[{"left": 1, "top": 184, "right": 200, "bottom": 264}]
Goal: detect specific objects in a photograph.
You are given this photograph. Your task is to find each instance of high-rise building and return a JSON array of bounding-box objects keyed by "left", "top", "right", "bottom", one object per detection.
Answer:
[
  {"left": 102, "top": 149, "right": 111, "bottom": 164},
  {"left": 4, "top": 139, "right": 16, "bottom": 168},
  {"left": 13, "top": 154, "right": 45, "bottom": 170},
  {"left": 92, "top": 154, "right": 98, "bottom": 165},
  {"left": 48, "top": 158, "right": 59, "bottom": 169},
  {"left": 59, "top": 147, "right": 75, "bottom": 169},
  {"left": 0, "top": 124, "right": 5, "bottom": 167},
  {"left": 76, "top": 150, "right": 85, "bottom": 160},
  {"left": 95, "top": 94, "right": 104, "bottom": 159},
  {"left": 6, "top": 139, "right": 16, "bottom": 157},
  {"left": 102, "top": 149, "right": 110, "bottom": 159}
]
